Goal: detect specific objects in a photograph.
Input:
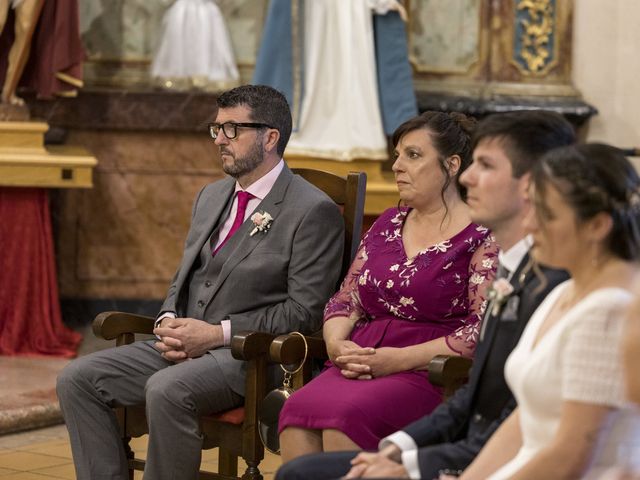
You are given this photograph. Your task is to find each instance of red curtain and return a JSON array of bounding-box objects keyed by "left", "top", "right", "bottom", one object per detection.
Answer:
[{"left": 0, "top": 187, "right": 81, "bottom": 357}]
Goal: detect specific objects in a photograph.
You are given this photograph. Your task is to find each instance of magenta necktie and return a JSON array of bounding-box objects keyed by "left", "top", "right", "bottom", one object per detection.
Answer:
[{"left": 213, "top": 191, "right": 253, "bottom": 255}]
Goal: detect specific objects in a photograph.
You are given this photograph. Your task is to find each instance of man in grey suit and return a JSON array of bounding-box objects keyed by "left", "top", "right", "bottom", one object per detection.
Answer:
[{"left": 57, "top": 85, "right": 345, "bottom": 480}]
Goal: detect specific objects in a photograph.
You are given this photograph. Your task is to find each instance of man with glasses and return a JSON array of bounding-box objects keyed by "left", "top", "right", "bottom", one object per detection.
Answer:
[{"left": 57, "top": 84, "right": 345, "bottom": 480}]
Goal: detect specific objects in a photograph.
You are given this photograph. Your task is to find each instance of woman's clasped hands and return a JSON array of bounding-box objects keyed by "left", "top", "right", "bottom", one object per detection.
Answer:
[{"left": 328, "top": 339, "right": 405, "bottom": 379}]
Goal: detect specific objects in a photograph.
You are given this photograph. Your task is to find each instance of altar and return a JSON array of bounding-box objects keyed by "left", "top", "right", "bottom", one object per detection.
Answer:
[{"left": 0, "top": 119, "right": 96, "bottom": 356}]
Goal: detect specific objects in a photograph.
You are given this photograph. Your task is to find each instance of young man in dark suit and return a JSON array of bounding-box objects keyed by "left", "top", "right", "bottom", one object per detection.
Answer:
[{"left": 275, "top": 110, "right": 574, "bottom": 480}]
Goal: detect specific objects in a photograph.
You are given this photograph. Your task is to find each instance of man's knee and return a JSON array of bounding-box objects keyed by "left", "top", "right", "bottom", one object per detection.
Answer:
[
  {"left": 145, "top": 368, "right": 196, "bottom": 413},
  {"left": 276, "top": 455, "right": 316, "bottom": 480},
  {"left": 56, "top": 357, "right": 93, "bottom": 404},
  {"left": 276, "top": 451, "right": 356, "bottom": 480}
]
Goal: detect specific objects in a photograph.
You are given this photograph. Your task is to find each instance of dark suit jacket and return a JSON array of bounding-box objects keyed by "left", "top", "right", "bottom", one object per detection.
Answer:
[
  {"left": 402, "top": 254, "right": 569, "bottom": 479},
  {"left": 160, "top": 165, "right": 345, "bottom": 394}
]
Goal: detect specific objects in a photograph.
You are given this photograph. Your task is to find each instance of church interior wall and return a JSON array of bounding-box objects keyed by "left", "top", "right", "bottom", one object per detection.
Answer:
[
  {"left": 36, "top": 0, "right": 639, "bottom": 326},
  {"left": 572, "top": 0, "right": 640, "bottom": 166}
]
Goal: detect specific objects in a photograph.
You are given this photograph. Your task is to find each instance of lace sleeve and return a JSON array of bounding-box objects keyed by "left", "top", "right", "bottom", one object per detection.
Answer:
[
  {"left": 323, "top": 209, "right": 400, "bottom": 323},
  {"left": 445, "top": 234, "right": 499, "bottom": 357},
  {"left": 323, "top": 237, "right": 368, "bottom": 324},
  {"left": 562, "top": 294, "right": 630, "bottom": 406}
]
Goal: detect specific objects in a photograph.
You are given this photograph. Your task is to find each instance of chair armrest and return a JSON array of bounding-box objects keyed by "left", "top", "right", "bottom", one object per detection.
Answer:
[
  {"left": 269, "top": 331, "right": 328, "bottom": 364},
  {"left": 92, "top": 311, "right": 155, "bottom": 340},
  {"left": 230, "top": 331, "right": 277, "bottom": 361},
  {"left": 428, "top": 355, "right": 473, "bottom": 397}
]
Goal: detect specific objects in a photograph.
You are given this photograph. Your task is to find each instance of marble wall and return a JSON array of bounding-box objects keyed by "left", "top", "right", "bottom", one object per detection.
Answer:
[
  {"left": 54, "top": 130, "right": 223, "bottom": 300},
  {"left": 28, "top": 90, "right": 228, "bottom": 303},
  {"left": 408, "top": 0, "right": 481, "bottom": 74}
]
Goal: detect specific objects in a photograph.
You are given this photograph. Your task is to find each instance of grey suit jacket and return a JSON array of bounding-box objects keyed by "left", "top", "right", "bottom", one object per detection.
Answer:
[{"left": 160, "top": 165, "right": 345, "bottom": 394}]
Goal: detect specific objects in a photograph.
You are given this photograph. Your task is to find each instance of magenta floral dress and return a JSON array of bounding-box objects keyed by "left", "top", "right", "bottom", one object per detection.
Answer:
[{"left": 279, "top": 207, "right": 498, "bottom": 449}]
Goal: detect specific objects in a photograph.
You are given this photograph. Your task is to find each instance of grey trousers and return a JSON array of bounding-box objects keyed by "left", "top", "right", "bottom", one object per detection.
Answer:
[{"left": 56, "top": 341, "right": 243, "bottom": 480}]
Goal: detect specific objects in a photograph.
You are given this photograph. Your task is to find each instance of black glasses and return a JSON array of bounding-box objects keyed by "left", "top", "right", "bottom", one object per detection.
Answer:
[{"left": 208, "top": 122, "right": 274, "bottom": 140}]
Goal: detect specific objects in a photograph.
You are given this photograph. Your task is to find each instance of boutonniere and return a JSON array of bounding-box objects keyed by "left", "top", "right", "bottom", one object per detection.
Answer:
[
  {"left": 487, "top": 278, "right": 514, "bottom": 316},
  {"left": 250, "top": 211, "right": 273, "bottom": 236}
]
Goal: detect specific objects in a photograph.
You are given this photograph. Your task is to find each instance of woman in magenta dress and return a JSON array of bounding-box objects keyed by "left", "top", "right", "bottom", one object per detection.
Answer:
[{"left": 279, "top": 111, "right": 499, "bottom": 461}]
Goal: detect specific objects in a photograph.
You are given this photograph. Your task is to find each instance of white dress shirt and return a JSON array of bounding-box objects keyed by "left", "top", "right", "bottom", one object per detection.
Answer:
[{"left": 379, "top": 235, "right": 532, "bottom": 479}]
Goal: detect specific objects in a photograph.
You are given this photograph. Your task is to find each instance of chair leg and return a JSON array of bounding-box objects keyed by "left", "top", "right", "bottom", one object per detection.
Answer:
[
  {"left": 241, "top": 460, "right": 263, "bottom": 480},
  {"left": 218, "top": 448, "right": 238, "bottom": 478},
  {"left": 123, "top": 436, "right": 134, "bottom": 480}
]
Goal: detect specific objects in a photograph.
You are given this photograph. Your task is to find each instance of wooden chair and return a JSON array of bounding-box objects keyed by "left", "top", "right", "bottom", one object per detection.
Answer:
[
  {"left": 269, "top": 344, "right": 473, "bottom": 400},
  {"left": 92, "top": 168, "right": 366, "bottom": 480},
  {"left": 427, "top": 355, "right": 473, "bottom": 399}
]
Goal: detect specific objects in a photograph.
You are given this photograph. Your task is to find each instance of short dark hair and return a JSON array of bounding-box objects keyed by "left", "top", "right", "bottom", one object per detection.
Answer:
[
  {"left": 533, "top": 143, "right": 640, "bottom": 261},
  {"left": 472, "top": 110, "right": 576, "bottom": 178},
  {"left": 392, "top": 111, "right": 477, "bottom": 202},
  {"left": 216, "top": 85, "right": 292, "bottom": 156}
]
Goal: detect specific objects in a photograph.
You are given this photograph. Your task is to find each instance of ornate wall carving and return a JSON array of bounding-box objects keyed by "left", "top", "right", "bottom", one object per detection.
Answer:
[
  {"left": 407, "top": 0, "right": 576, "bottom": 97},
  {"left": 512, "top": 0, "right": 558, "bottom": 75}
]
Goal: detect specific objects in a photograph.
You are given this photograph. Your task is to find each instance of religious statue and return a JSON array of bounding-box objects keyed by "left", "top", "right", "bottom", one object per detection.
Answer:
[
  {"left": 0, "top": 0, "right": 84, "bottom": 114},
  {"left": 253, "top": 0, "right": 417, "bottom": 161},
  {"left": 151, "top": 0, "right": 239, "bottom": 91},
  {"left": 0, "top": 0, "right": 43, "bottom": 106}
]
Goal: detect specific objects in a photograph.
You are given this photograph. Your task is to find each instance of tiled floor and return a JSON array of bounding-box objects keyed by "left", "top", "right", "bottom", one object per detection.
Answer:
[
  {"left": 0, "top": 325, "right": 283, "bottom": 478},
  {"left": 0, "top": 424, "right": 283, "bottom": 479}
]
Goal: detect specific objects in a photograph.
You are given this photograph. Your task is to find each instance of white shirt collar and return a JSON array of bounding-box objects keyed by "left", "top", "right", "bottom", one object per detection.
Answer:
[
  {"left": 234, "top": 159, "right": 284, "bottom": 200},
  {"left": 498, "top": 235, "right": 532, "bottom": 276}
]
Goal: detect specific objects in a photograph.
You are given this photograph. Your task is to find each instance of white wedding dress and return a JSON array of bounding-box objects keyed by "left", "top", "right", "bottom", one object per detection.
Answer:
[
  {"left": 151, "top": 0, "right": 239, "bottom": 90},
  {"left": 489, "top": 282, "right": 640, "bottom": 479},
  {"left": 286, "top": 0, "right": 387, "bottom": 161}
]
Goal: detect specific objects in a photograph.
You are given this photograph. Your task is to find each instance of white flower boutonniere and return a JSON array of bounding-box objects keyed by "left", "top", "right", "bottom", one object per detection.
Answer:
[
  {"left": 487, "top": 278, "right": 514, "bottom": 316},
  {"left": 250, "top": 211, "right": 273, "bottom": 236}
]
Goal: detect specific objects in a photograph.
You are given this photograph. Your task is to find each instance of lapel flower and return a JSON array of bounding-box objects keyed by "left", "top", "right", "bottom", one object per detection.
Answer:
[
  {"left": 487, "top": 278, "right": 514, "bottom": 316},
  {"left": 250, "top": 211, "right": 273, "bottom": 236}
]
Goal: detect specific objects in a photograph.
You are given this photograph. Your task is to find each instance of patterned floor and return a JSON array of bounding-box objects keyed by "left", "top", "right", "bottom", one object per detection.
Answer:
[
  {"left": 0, "top": 326, "right": 282, "bottom": 478},
  {"left": 0, "top": 424, "right": 282, "bottom": 479}
]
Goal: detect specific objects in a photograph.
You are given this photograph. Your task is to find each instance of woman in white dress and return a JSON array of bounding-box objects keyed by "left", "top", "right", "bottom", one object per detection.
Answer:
[
  {"left": 151, "top": 0, "right": 239, "bottom": 90},
  {"left": 452, "top": 144, "right": 640, "bottom": 480}
]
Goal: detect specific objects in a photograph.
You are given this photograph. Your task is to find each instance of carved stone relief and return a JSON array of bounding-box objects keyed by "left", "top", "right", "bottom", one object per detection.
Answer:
[{"left": 408, "top": 0, "right": 481, "bottom": 74}]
